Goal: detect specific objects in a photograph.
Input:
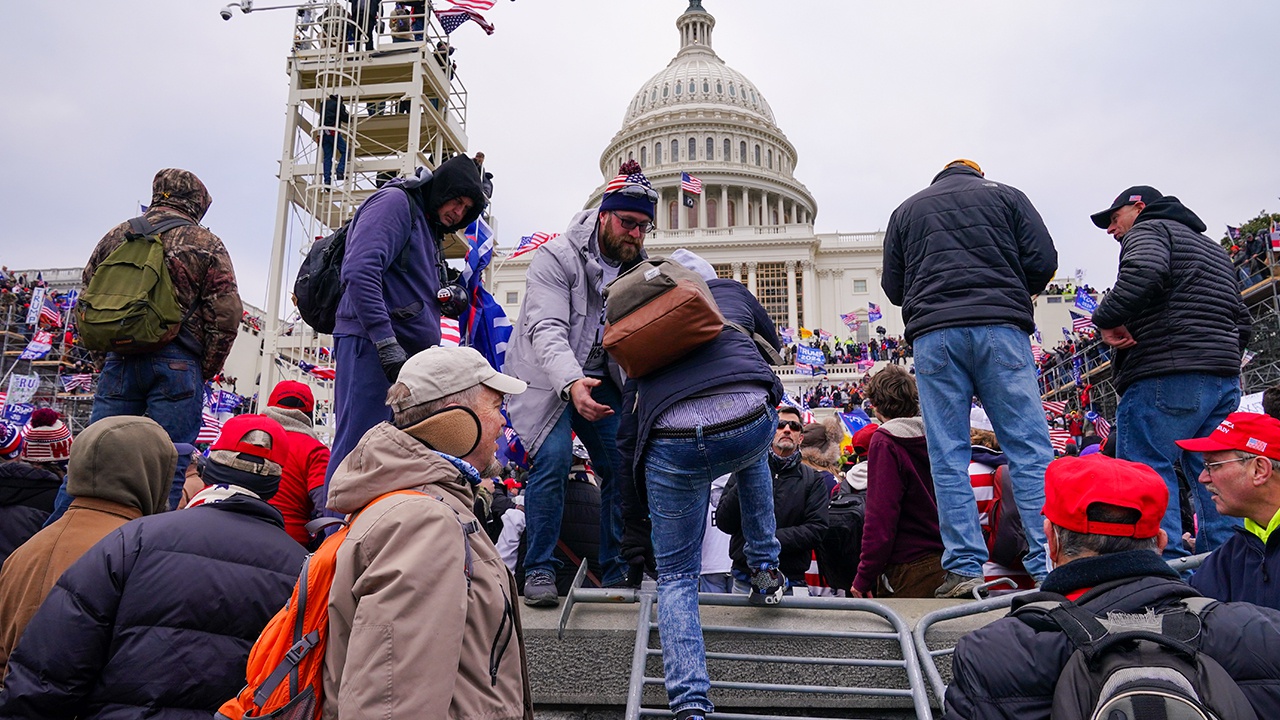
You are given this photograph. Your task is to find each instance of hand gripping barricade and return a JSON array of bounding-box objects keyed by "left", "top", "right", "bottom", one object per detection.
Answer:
[
  {"left": 1011, "top": 592, "right": 1258, "bottom": 720},
  {"left": 602, "top": 257, "right": 782, "bottom": 378},
  {"left": 216, "top": 490, "right": 477, "bottom": 720}
]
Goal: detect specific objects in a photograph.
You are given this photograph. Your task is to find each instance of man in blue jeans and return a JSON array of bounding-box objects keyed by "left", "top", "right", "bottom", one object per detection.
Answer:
[
  {"left": 1090, "top": 186, "right": 1251, "bottom": 558},
  {"left": 505, "top": 160, "right": 657, "bottom": 605},
  {"left": 883, "top": 159, "right": 1058, "bottom": 598}
]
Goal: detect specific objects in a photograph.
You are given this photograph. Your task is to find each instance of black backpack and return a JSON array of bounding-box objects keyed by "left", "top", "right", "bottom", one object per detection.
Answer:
[
  {"left": 815, "top": 477, "right": 865, "bottom": 594},
  {"left": 293, "top": 186, "right": 421, "bottom": 334},
  {"left": 1012, "top": 591, "right": 1258, "bottom": 720}
]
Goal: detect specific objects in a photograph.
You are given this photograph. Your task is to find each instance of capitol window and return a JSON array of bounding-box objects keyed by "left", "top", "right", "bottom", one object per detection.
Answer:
[
  {"left": 671, "top": 139, "right": 679, "bottom": 161},
  {"left": 675, "top": 82, "right": 682, "bottom": 96},
  {"left": 688, "top": 80, "right": 695, "bottom": 93},
  {"left": 728, "top": 83, "right": 736, "bottom": 97},
  {"left": 689, "top": 137, "right": 696, "bottom": 160},
  {"left": 716, "top": 81, "right": 723, "bottom": 94},
  {"left": 652, "top": 88, "right": 658, "bottom": 102},
  {"left": 707, "top": 198, "right": 718, "bottom": 228},
  {"left": 703, "top": 80, "right": 709, "bottom": 94},
  {"left": 853, "top": 280, "right": 867, "bottom": 294},
  {"left": 723, "top": 138, "right": 730, "bottom": 160},
  {"left": 641, "top": 146, "right": 647, "bottom": 166},
  {"left": 739, "top": 140, "right": 747, "bottom": 164},
  {"left": 668, "top": 201, "right": 679, "bottom": 229},
  {"left": 767, "top": 149, "right": 773, "bottom": 169},
  {"left": 727, "top": 200, "right": 736, "bottom": 226},
  {"left": 707, "top": 137, "right": 714, "bottom": 159},
  {"left": 506, "top": 291, "right": 519, "bottom": 304},
  {"left": 663, "top": 85, "right": 669, "bottom": 98},
  {"left": 754, "top": 144, "right": 761, "bottom": 166},
  {"left": 655, "top": 142, "right": 663, "bottom": 164}
]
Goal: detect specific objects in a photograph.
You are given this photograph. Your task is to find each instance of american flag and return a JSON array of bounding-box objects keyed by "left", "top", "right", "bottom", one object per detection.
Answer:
[
  {"left": 1043, "top": 400, "right": 1067, "bottom": 416},
  {"left": 868, "top": 303, "right": 882, "bottom": 322},
  {"left": 61, "top": 374, "right": 93, "bottom": 393},
  {"left": 38, "top": 300, "right": 62, "bottom": 328},
  {"left": 435, "top": 7, "right": 494, "bottom": 35},
  {"left": 840, "top": 312, "right": 859, "bottom": 331},
  {"left": 1094, "top": 416, "right": 1111, "bottom": 441},
  {"left": 446, "top": 0, "right": 495, "bottom": 10},
  {"left": 1070, "top": 311, "right": 1093, "bottom": 332},
  {"left": 818, "top": 329, "right": 833, "bottom": 342},
  {"left": 509, "top": 232, "right": 558, "bottom": 259},
  {"left": 440, "top": 317, "right": 461, "bottom": 347},
  {"left": 1048, "top": 429, "right": 1072, "bottom": 453},
  {"left": 196, "top": 409, "right": 223, "bottom": 445},
  {"left": 680, "top": 172, "right": 703, "bottom": 195},
  {"left": 298, "top": 360, "right": 336, "bottom": 381}
]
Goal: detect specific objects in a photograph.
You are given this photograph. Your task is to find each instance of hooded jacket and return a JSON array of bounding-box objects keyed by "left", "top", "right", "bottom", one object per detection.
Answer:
[
  {"left": 0, "top": 494, "right": 304, "bottom": 719},
  {"left": 716, "top": 453, "right": 830, "bottom": 584},
  {"left": 0, "top": 462, "right": 61, "bottom": 568},
  {"left": 505, "top": 208, "right": 624, "bottom": 455},
  {"left": 944, "top": 551, "right": 1280, "bottom": 719},
  {"left": 334, "top": 157, "right": 487, "bottom": 351},
  {"left": 82, "top": 169, "right": 242, "bottom": 380},
  {"left": 322, "top": 423, "right": 533, "bottom": 720},
  {"left": 0, "top": 416, "right": 175, "bottom": 675},
  {"left": 882, "top": 166, "right": 1058, "bottom": 342},
  {"left": 854, "top": 417, "right": 944, "bottom": 595},
  {"left": 263, "top": 406, "right": 331, "bottom": 545},
  {"left": 1091, "top": 197, "right": 1251, "bottom": 395}
]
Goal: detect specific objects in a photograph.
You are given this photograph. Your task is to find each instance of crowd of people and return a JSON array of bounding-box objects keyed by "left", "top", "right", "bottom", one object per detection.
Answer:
[
  {"left": 780, "top": 333, "right": 912, "bottom": 367},
  {"left": 0, "top": 159, "right": 1278, "bottom": 720}
]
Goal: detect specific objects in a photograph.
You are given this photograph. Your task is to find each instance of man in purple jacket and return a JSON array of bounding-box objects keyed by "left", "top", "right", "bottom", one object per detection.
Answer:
[{"left": 326, "top": 155, "right": 486, "bottom": 488}]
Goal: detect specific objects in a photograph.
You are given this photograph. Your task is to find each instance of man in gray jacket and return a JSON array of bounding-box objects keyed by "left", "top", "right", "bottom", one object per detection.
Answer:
[{"left": 504, "top": 160, "right": 656, "bottom": 605}]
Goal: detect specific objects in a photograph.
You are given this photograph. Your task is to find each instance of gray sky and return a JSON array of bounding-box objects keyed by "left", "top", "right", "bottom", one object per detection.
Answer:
[{"left": 3, "top": 1, "right": 1277, "bottom": 308}]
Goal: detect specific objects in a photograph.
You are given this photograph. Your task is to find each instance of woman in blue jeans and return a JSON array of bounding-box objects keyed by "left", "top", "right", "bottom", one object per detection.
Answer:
[{"left": 616, "top": 250, "right": 786, "bottom": 720}]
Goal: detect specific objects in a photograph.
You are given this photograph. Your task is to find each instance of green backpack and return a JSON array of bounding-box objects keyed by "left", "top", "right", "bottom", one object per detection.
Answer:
[{"left": 77, "top": 216, "right": 193, "bottom": 353}]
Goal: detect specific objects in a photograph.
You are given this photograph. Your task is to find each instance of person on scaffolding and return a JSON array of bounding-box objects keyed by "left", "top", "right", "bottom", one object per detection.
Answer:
[
  {"left": 617, "top": 248, "right": 787, "bottom": 720},
  {"left": 324, "top": 155, "right": 486, "bottom": 499}
]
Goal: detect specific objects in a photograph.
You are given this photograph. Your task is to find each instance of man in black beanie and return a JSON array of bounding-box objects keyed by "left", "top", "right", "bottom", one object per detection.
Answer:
[{"left": 0, "top": 415, "right": 306, "bottom": 718}]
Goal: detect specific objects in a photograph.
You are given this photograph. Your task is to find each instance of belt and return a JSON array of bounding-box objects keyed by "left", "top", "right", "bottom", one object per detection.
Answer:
[{"left": 650, "top": 404, "right": 768, "bottom": 439}]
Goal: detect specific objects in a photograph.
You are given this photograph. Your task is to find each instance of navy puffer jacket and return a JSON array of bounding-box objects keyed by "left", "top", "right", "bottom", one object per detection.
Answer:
[
  {"left": 1090, "top": 197, "right": 1251, "bottom": 395},
  {"left": 0, "top": 496, "right": 305, "bottom": 720},
  {"left": 882, "top": 166, "right": 1057, "bottom": 342},
  {"left": 0, "top": 462, "right": 61, "bottom": 568}
]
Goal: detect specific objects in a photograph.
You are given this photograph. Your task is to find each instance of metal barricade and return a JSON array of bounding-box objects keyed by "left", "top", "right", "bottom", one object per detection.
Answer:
[{"left": 557, "top": 565, "right": 934, "bottom": 720}]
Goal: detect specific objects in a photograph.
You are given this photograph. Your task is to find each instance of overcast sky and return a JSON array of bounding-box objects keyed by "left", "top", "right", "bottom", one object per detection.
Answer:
[{"left": 3, "top": 1, "right": 1277, "bottom": 308}]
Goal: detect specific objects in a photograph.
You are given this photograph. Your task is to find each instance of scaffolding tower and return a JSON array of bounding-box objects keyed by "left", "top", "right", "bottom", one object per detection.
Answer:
[{"left": 254, "top": 1, "right": 472, "bottom": 431}]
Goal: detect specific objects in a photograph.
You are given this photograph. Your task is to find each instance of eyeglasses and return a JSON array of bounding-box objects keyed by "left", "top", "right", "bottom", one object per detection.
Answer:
[
  {"left": 612, "top": 214, "right": 656, "bottom": 235},
  {"left": 777, "top": 420, "right": 803, "bottom": 432},
  {"left": 1203, "top": 455, "right": 1254, "bottom": 478}
]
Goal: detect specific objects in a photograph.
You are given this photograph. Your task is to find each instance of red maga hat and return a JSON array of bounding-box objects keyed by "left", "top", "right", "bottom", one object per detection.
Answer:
[
  {"left": 1043, "top": 454, "right": 1167, "bottom": 539},
  {"left": 1175, "top": 412, "right": 1280, "bottom": 461},
  {"left": 267, "top": 380, "right": 315, "bottom": 415},
  {"left": 211, "top": 415, "right": 288, "bottom": 467}
]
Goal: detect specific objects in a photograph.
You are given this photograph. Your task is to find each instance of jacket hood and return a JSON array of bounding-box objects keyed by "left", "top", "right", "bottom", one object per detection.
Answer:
[
  {"left": 0, "top": 460, "right": 62, "bottom": 505},
  {"left": 930, "top": 164, "right": 983, "bottom": 185},
  {"left": 564, "top": 208, "right": 600, "bottom": 251},
  {"left": 1135, "top": 195, "right": 1207, "bottom": 234},
  {"left": 67, "top": 416, "right": 177, "bottom": 516},
  {"left": 327, "top": 422, "right": 474, "bottom": 513},
  {"left": 263, "top": 406, "right": 317, "bottom": 440},
  {"left": 971, "top": 445, "right": 1007, "bottom": 467},
  {"left": 879, "top": 416, "right": 926, "bottom": 439},
  {"left": 150, "top": 168, "right": 212, "bottom": 222},
  {"left": 421, "top": 155, "right": 487, "bottom": 233}
]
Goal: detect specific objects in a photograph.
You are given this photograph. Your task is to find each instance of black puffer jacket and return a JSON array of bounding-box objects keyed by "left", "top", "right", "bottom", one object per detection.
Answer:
[
  {"left": 1091, "top": 197, "right": 1251, "bottom": 395},
  {"left": 882, "top": 166, "right": 1057, "bottom": 342},
  {"left": 0, "top": 496, "right": 305, "bottom": 720},
  {"left": 717, "top": 455, "right": 830, "bottom": 584},
  {"left": 944, "top": 551, "right": 1280, "bottom": 719},
  {"left": 0, "top": 462, "right": 61, "bottom": 568}
]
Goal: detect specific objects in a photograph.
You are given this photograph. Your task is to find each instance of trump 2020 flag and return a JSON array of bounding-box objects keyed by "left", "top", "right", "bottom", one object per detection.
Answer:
[
  {"left": 19, "top": 331, "right": 53, "bottom": 360},
  {"left": 1074, "top": 288, "right": 1098, "bottom": 316},
  {"left": 461, "top": 217, "right": 513, "bottom": 371},
  {"left": 868, "top": 303, "right": 882, "bottom": 322}
]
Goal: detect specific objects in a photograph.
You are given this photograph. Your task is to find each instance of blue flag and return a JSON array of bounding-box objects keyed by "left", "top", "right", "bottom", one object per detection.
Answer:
[
  {"left": 838, "top": 409, "right": 872, "bottom": 436},
  {"left": 461, "top": 217, "right": 512, "bottom": 371},
  {"left": 868, "top": 302, "right": 882, "bottom": 322},
  {"left": 1074, "top": 288, "right": 1098, "bottom": 315}
]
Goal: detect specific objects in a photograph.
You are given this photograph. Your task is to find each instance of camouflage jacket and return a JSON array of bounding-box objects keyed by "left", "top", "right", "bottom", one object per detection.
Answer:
[{"left": 82, "top": 169, "right": 242, "bottom": 380}]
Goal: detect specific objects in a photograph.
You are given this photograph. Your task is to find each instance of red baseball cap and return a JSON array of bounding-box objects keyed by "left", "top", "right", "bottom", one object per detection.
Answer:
[
  {"left": 211, "top": 415, "right": 288, "bottom": 467},
  {"left": 1175, "top": 412, "right": 1280, "bottom": 461},
  {"left": 1043, "top": 454, "right": 1168, "bottom": 539},
  {"left": 850, "top": 423, "right": 880, "bottom": 452},
  {"left": 267, "top": 380, "right": 315, "bottom": 415}
]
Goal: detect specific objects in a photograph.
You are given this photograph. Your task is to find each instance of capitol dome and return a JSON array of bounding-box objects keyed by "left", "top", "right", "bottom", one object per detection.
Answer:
[{"left": 587, "top": 0, "right": 816, "bottom": 230}]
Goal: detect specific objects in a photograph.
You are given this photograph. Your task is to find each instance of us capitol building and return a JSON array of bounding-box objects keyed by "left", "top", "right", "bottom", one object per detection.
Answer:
[{"left": 489, "top": 0, "right": 904, "bottom": 341}]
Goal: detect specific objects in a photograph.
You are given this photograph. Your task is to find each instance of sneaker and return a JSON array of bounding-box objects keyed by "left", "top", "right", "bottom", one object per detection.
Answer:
[
  {"left": 748, "top": 565, "right": 787, "bottom": 606},
  {"left": 934, "top": 572, "right": 986, "bottom": 599},
  {"left": 523, "top": 570, "right": 559, "bottom": 607},
  {"left": 675, "top": 709, "right": 708, "bottom": 720}
]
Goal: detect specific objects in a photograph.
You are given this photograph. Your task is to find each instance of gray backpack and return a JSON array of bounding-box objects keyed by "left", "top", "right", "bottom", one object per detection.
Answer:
[{"left": 1012, "top": 592, "right": 1257, "bottom": 720}]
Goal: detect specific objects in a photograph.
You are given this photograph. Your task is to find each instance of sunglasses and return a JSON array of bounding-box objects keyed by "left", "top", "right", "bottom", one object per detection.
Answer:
[
  {"left": 777, "top": 420, "right": 803, "bottom": 432},
  {"left": 612, "top": 214, "right": 656, "bottom": 235},
  {"left": 611, "top": 183, "right": 660, "bottom": 203}
]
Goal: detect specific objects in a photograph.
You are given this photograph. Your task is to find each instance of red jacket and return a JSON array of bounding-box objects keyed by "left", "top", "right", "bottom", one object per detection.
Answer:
[{"left": 264, "top": 407, "right": 330, "bottom": 545}]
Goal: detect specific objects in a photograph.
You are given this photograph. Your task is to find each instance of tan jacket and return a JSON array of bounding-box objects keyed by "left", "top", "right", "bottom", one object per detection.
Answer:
[
  {"left": 322, "top": 423, "right": 533, "bottom": 720},
  {"left": 0, "top": 497, "right": 141, "bottom": 676}
]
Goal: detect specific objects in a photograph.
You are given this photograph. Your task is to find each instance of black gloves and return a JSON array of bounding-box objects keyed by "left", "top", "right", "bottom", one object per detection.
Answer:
[
  {"left": 375, "top": 337, "right": 409, "bottom": 383},
  {"left": 620, "top": 515, "right": 656, "bottom": 587}
]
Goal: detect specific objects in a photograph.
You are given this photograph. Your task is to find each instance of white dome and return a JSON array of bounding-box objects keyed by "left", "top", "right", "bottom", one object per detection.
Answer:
[{"left": 625, "top": 55, "right": 776, "bottom": 127}]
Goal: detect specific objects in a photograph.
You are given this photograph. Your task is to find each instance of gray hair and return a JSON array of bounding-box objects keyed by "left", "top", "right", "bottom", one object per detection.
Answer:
[
  {"left": 386, "top": 383, "right": 486, "bottom": 427},
  {"left": 1051, "top": 503, "right": 1160, "bottom": 560}
]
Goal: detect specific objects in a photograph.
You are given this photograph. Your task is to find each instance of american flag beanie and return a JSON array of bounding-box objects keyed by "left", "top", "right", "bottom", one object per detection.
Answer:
[{"left": 599, "top": 160, "right": 656, "bottom": 219}]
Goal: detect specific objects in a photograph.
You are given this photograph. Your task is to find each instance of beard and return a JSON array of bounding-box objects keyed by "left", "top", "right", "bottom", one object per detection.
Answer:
[
  {"left": 476, "top": 454, "right": 504, "bottom": 478},
  {"left": 598, "top": 219, "right": 642, "bottom": 265},
  {"left": 773, "top": 437, "right": 798, "bottom": 456}
]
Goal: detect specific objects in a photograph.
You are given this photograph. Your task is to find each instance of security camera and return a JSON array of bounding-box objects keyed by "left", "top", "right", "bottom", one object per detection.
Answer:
[
  {"left": 220, "top": 6, "right": 235, "bottom": 20},
  {"left": 220, "top": 1, "right": 251, "bottom": 21}
]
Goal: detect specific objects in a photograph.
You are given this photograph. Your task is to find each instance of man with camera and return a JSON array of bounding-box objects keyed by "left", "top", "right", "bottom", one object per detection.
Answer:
[
  {"left": 505, "top": 160, "right": 656, "bottom": 606},
  {"left": 325, "top": 155, "right": 487, "bottom": 491}
]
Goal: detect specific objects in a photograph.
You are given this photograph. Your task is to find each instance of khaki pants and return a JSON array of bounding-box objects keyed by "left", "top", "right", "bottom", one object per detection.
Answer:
[{"left": 876, "top": 553, "right": 945, "bottom": 599}]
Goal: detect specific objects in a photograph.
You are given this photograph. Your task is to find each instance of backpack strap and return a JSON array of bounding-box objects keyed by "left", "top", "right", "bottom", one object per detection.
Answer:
[
  {"left": 1012, "top": 593, "right": 1111, "bottom": 654},
  {"left": 253, "top": 556, "right": 324, "bottom": 707},
  {"left": 126, "top": 215, "right": 193, "bottom": 239},
  {"left": 724, "top": 320, "right": 784, "bottom": 365}
]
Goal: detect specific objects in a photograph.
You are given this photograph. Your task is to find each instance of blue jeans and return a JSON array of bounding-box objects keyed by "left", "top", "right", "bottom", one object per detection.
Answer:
[
  {"left": 645, "top": 407, "right": 782, "bottom": 716},
  {"left": 48, "top": 345, "right": 203, "bottom": 521},
  {"left": 321, "top": 132, "right": 346, "bottom": 183},
  {"left": 913, "top": 325, "right": 1052, "bottom": 580},
  {"left": 524, "top": 379, "right": 626, "bottom": 586},
  {"left": 1116, "top": 373, "right": 1242, "bottom": 559}
]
